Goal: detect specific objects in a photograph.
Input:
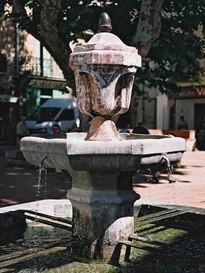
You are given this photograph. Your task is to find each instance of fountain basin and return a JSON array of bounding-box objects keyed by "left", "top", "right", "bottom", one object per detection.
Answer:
[
  {"left": 21, "top": 133, "right": 185, "bottom": 171},
  {"left": 20, "top": 133, "right": 185, "bottom": 259}
]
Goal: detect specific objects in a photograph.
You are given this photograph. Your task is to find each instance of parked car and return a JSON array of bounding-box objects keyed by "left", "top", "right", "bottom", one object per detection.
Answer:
[{"left": 26, "top": 97, "right": 80, "bottom": 136}]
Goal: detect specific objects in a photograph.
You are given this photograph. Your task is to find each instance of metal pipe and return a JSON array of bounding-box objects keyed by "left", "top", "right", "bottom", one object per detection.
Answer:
[{"left": 160, "top": 153, "right": 172, "bottom": 173}]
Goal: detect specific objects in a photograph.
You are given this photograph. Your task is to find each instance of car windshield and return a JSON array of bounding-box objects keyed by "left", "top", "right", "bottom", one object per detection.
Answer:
[
  {"left": 56, "top": 109, "right": 75, "bottom": 121},
  {"left": 40, "top": 107, "right": 60, "bottom": 122}
]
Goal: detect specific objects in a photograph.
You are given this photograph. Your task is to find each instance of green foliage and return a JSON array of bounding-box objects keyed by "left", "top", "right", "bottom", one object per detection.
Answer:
[
  {"left": 0, "top": 0, "right": 204, "bottom": 95},
  {"left": 139, "top": 0, "right": 205, "bottom": 94}
]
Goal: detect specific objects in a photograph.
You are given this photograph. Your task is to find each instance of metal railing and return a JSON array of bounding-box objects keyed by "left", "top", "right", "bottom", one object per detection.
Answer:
[{"left": 21, "top": 57, "right": 53, "bottom": 77}]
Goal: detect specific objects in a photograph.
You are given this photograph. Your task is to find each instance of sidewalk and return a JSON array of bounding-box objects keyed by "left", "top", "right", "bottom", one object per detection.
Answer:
[{"left": 134, "top": 151, "right": 205, "bottom": 209}]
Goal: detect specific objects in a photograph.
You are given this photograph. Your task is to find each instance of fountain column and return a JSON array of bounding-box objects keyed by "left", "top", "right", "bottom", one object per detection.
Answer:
[
  {"left": 68, "top": 12, "right": 142, "bottom": 259},
  {"left": 67, "top": 154, "right": 141, "bottom": 259}
]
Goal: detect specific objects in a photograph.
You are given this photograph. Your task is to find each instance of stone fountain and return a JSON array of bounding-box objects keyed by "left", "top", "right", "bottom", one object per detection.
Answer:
[{"left": 21, "top": 13, "right": 186, "bottom": 260}]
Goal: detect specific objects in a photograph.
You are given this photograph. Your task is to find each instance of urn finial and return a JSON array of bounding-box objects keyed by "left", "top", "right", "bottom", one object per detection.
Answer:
[{"left": 98, "top": 12, "right": 112, "bottom": 32}]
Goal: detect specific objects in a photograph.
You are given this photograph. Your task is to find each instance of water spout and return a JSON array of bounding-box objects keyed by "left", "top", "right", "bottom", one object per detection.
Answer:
[
  {"left": 160, "top": 153, "right": 176, "bottom": 183},
  {"left": 160, "top": 153, "right": 172, "bottom": 173},
  {"left": 36, "top": 155, "right": 48, "bottom": 200}
]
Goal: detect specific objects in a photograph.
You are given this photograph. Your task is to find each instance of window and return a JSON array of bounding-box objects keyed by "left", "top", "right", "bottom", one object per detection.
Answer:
[
  {"left": 56, "top": 109, "right": 74, "bottom": 121},
  {"left": 40, "top": 107, "right": 60, "bottom": 122}
]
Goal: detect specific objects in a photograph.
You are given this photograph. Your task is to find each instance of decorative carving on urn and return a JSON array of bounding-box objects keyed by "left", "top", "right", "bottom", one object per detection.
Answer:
[{"left": 69, "top": 13, "right": 141, "bottom": 140}]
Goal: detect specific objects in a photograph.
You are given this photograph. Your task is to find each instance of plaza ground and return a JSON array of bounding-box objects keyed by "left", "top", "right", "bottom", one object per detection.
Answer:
[
  {"left": 134, "top": 151, "right": 205, "bottom": 209},
  {"left": 0, "top": 145, "right": 205, "bottom": 210}
]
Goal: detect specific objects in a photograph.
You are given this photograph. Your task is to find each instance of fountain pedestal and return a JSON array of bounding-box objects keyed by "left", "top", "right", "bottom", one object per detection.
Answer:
[{"left": 67, "top": 163, "right": 140, "bottom": 258}]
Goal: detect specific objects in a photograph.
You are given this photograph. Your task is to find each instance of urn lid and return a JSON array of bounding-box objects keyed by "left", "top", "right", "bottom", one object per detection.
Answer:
[
  {"left": 74, "top": 32, "right": 137, "bottom": 53},
  {"left": 69, "top": 14, "right": 141, "bottom": 68}
]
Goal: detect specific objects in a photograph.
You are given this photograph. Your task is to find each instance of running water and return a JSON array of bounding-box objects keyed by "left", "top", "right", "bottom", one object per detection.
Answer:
[
  {"left": 29, "top": 155, "right": 48, "bottom": 271},
  {"left": 36, "top": 155, "right": 48, "bottom": 200}
]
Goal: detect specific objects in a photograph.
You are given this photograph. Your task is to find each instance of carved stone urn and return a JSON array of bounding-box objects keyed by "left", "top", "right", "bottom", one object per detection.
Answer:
[{"left": 69, "top": 13, "right": 141, "bottom": 140}]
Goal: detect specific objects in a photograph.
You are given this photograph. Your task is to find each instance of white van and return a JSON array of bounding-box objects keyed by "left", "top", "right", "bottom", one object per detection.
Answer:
[{"left": 26, "top": 97, "right": 80, "bottom": 136}]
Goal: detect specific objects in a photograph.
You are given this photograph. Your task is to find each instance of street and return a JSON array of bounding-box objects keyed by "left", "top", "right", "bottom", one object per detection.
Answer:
[{"left": 0, "top": 145, "right": 71, "bottom": 207}]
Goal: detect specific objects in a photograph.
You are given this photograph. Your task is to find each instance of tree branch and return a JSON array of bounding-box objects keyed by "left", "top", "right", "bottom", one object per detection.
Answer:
[
  {"left": 12, "top": 0, "right": 42, "bottom": 42},
  {"left": 132, "top": 0, "right": 164, "bottom": 57},
  {"left": 12, "top": 0, "right": 74, "bottom": 87},
  {"left": 38, "top": 0, "right": 73, "bottom": 85}
]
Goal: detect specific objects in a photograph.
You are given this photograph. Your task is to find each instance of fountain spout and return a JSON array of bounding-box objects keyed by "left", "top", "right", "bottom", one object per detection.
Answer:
[{"left": 160, "top": 153, "right": 172, "bottom": 173}]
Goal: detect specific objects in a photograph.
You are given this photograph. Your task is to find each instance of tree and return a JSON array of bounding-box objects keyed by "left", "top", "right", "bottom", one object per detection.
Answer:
[{"left": 0, "top": 0, "right": 204, "bottom": 94}]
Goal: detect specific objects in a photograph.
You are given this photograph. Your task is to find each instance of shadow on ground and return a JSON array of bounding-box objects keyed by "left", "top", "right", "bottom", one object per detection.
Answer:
[
  {"left": 125, "top": 205, "right": 205, "bottom": 273},
  {"left": 0, "top": 205, "right": 205, "bottom": 273},
  {"left": 0, "top": 163, "right": 72, "bottom": 207},
  {"left": 0, "top": 146, "right": 72, "bottom": 207},
  {"left": 133, "top": 163, "right": 191, "bottom": 186}
]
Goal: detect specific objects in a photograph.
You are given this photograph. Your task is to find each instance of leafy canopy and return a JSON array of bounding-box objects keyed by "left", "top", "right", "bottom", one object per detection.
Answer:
[{"left": 0, "top": 0, "right": 205, "bottom": 94}]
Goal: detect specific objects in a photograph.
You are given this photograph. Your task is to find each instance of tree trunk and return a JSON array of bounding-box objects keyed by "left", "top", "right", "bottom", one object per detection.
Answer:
[
  {"left": 132, "top": 0, "right": 164, "bottom": 57},
  {"left": 39, "top": 0, "right": 74, "bottom": 86}
]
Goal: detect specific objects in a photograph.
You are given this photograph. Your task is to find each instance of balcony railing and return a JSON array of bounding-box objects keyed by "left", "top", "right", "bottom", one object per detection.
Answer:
[{"left": 21, "top": 57, "right": 53, "bottom": 77}]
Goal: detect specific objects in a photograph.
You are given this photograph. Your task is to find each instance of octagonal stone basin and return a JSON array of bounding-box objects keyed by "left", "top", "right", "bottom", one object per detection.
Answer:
[
  {"left": 20, "top": 133, "right": 186, "bottom": 259},
  {"left": 21, "top": 133, "right": 185, "bottom": 171}
]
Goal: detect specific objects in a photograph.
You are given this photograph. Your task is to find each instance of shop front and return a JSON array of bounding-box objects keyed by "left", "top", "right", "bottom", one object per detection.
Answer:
[
  {"left": 175, "top": 86, "right": 205, "bottom": 129},
  {"left": 21, "top": 76, "right": 67, "bottom": 119},
  {"left": 175, "top": 85, "right": 205, "bottom": 149}
]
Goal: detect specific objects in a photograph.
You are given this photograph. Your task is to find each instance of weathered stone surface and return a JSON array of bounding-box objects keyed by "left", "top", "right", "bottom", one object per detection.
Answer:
[
  {"left": 85, "top": 116, "right": 121, "bottom": 141},
  {"left": 67, "top": 170, "right": 139, "bottom": 259},
  {"left": 69, "top": 33, "right": 141, "bottom": 66},
  {"left": 21, "top": 133, "right": 186, "bottom": 259},
  {"left": 69, "top": 31, "right": 141, "bottom": 141},
  {"left": 21, "top": 134, "right": 186, "bottom": 165},
  {"left": 21, "top": 134, "right": 186, "bottom": 171},
  {"left": 71, "top": 203, "right": 135, "bottom": 259}
]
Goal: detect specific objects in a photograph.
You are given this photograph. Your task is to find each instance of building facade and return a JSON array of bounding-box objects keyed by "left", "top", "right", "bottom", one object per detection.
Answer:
[
  {"left": 134, "top": 86, "right": 205, "bottom": 131},
  {"left": 0, "top": 18, "right": 66, "bottom": 141},
  {"left": 175, "top": 85, "right": 205, "bottom": 131}
]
